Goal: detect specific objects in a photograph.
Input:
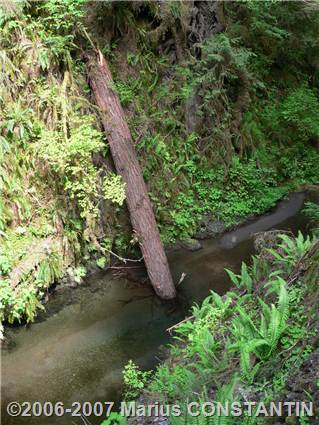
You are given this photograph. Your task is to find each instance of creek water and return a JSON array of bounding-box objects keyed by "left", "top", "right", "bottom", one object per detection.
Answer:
[{"left": 1, "top": 191, "right": 317, "bottom": 425}]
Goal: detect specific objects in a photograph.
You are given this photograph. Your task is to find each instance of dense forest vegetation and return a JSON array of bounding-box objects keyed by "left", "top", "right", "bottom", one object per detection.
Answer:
[
  {"left": 1, "top": 0, "right": 319, "bottom": 423},
  {"left": 1, "top": 0, "right": 319, "bottom": 322}
]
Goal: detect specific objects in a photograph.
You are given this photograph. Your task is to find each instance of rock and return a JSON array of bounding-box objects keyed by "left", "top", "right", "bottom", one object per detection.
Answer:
[
  {"left": 188, "top": 1, "right": 225, "bottom": 52},
  {"left": 185, "top": 94, "right": 203, "bottom": 133},
  {"left": 164, "top": 242, "right": 181, "bottom": 253},
  {"left": 207, "top": 220, "right": 226, "bottom": 235},
  {"left": 1, "top": 337, "right": 13, "bottom": 351},
  {"left": 179, "top": 238, "right": 202, "bottom": 251},
  {"left": 194, "top": 218, "right": 226, "bottom": 239},
  {"left": 253, "top": 230, "right": 291, "bottom": 253}
]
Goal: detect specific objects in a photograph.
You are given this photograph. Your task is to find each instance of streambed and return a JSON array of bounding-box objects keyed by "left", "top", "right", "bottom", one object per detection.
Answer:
[{"left": 2, "top": 191, "right": 316, "bottom": 425}]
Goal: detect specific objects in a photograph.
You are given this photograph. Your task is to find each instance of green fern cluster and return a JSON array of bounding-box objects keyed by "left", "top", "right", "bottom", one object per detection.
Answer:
[
  {"left": 303, "top": 202, "right": 319, "bottom": 225},
  {"left": 267, "top": 231, "right": 313, "bottom": 272},
  {"left": 140, "top": 231, "right": 318, "bottom": 424},
  {"left": 230, "top": 283, "right": 289, "bottom": 382}
]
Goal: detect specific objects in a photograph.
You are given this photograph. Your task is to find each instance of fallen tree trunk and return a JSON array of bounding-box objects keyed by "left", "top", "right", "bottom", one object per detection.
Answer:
[{"left": 87, "top": 50, "right": 176, "bottom": 300}]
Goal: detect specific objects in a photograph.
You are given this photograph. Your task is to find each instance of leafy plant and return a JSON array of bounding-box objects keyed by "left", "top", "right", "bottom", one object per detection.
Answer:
[
  {"left": 303, "top": 202, "right": 319, "bottom": 223},
  {"left": 101, "top": 413, "right": 127, "bottom": 425},
  {"left": 266, "top": 87, "right": 319, "bottom": 144},
  {"left": 123, "top": 360, "right": 151, "bottom": 400},
  {"left": 149, "top": 364, "right": 196, "bottom": 402},
  {"left": 225, "top": 262, "right": 253, "bottom": 293},
  {"left": 229, "top": 283, "right": 289, "bottom": 382},
  {"left": 72, "top": 265, "right": 86, "bottom": 284},
  {"left": 96, "top": 257, "right": 107, "bottom": 269},
  {"left": 267, "top": 232, "right": 313, "bottom": 271},
  {"left": 103, "top": 174, "right": 126, "bottom": 206}
]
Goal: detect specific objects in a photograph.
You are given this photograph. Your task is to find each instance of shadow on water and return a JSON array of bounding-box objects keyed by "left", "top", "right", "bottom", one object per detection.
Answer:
[{"left": 2, "top": 191, "right": 318, "bottom": 425}]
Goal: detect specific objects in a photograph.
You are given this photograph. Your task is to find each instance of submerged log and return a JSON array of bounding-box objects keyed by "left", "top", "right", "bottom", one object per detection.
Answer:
[{"left": 87, "top": 50, "right": 176, "bottom": 300}]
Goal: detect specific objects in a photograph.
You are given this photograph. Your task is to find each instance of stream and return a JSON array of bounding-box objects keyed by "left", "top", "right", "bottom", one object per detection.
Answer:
[{"left": 2, "top": 191, "right": 317, "bottom": 425}]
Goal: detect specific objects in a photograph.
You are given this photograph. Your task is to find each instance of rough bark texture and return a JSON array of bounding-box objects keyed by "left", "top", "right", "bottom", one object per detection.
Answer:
[{"left": 87, "top": 50, "right": 176, "bottom": 300}]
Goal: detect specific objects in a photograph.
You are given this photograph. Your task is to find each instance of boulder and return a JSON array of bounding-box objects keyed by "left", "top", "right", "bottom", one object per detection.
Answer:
[
  {"left": 194, "top": 218, "right": 226, "bottom": 239},
  {"left": 179, "top": 238, "right": 202, "bottom": 251}
]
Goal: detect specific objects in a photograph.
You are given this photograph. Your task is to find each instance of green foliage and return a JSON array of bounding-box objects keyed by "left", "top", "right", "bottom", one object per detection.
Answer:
[
  {"left": 149, "top": 364, "right": 196, "bottom": 402},
  {"left": 303, "top": 202, "right": 319, "bottom": 224},
  {"left": 0, "top": 1, "right": 106, "bottom": 324},
  {"left": 103, "top": 174, "right": 126, "bottom": 206},
  {"left": 1, "top": 102, "right": 35, "bottom": 142},
  {"left": 115, "top": 79, "right": 137, "bottom": 107},
  {"left": 0, "top": 0, "right": 86, "bottom": 72},
  {"left": 0, "top": 282, "right": 40, "bottom": 324},
  {"left": 146, "top": 231, "right": 318, "bottom": 419},
  {"left": 0, "top": 230, "right": 64, "bottom": 322},
  {"left": 122, "top": 360, "right": 151, "bottom": 400},
  {"left": 264, "top": 87, "right": 319, "bottom": 144},
  {"left": 227, "top": 0, "right": 319, "bottom": 75},
  {"left": 267, "top": 231, "right": 313, "bottom": 272},
  {"left": 39, "top": 0, "right": 86, "bottom": 35},
  {"left": 174, "top": 292, "right": 232, "bottom": 364},
  {"left": 71, "top": 265, "right": 87, "bottom": 284},
  {"left": 2, "top": 0, "right": 319, "bottom": 326},
  {"left": 225, "top": 262, "right": 253, "bottom": 293},
  {"left": 37, "top": 115, "right": 103, "bottom": 219},
  {"left": 8, "top": 285, "right": 43, "bottom": 324},
  {"left": 112, "top": 0, "right": 319, "bottom": 242},
  {"left": 171, "top": 376, "right": 238, "bottom": 425},
  {"left": 230, "top": 282, "right": 289, "bottom": 381},
  {"left": 0, "top": 252, "right": 11, "bottom": 276},
  {"left": 96, "top": 257, "right": 107, "bottom": 269},
  {"left": 39, "top": 248, "right": 62, "bottom": 277},
  {"left": 101, "top": 413, "right": 127, "bottom": 425}
]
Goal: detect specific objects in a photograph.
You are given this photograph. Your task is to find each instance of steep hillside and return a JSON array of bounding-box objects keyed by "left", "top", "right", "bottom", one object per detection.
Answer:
[{"left": 1, "top": 0, "right": 319, "bottom": 322}]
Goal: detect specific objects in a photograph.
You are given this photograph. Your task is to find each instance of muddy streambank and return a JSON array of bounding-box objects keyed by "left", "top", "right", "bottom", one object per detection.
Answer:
[{"left": 2, "top": 191, "right": 318, "bottom": 425}]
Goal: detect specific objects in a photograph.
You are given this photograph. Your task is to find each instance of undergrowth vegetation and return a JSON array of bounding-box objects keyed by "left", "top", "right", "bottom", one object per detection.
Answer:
[
  {"left": 0, "top": 0, "right": 125, "bottom": 322},
  {"left": 123, "top": 228, "right": 319, "bottom": 423},
  {"left": 1, "top": 0, "right": 319, "bottom": 322},
  {"left": 102, "top": 0, "right": 319, "bottom": 242}
]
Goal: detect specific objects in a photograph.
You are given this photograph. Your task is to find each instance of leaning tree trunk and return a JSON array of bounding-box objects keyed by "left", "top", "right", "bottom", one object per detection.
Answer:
[{"left": 87, "top": 50, "right": 176, "bottom": 300}]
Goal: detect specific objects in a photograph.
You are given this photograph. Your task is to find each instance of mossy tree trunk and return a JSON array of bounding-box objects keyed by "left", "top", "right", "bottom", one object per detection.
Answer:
[{"left": 87, "top": 50, "right": 176, "bottom": 300}]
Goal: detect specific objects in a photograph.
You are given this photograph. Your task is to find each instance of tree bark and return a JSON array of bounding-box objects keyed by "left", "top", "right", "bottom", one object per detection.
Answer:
[{"left": 87, "top": 50, "right": 176, "bottom": 300}]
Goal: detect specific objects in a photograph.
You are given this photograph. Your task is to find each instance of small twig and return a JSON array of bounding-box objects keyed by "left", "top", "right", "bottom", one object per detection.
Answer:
[
  {"left": 80, "top": 25, "right": 96, "bottom": 50},
  {"left": 167, "top": 315, "right": 194, "bottom": 334},
  {"left": 106, "top": 249, "right": 143, "bottom": 264},
  {"left": 109, "top": 265, "right": 143, "bottom": 269},
  {"left": 177, "top": 272, "right": 187, "bottom": 287},
  {"left": 278, "top": 340, "right": 300, "bottom": 357}
]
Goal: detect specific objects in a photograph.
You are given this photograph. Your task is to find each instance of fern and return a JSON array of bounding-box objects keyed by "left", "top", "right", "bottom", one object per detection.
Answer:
[
  {"left": 303, "top": 201, "right": 319, "bottom": 222},
  {"left": 229, "top": 280, "right": 290, "bottom": 382},
  {"left": 267, "top": 232, "right": 314, "bottom": 272},
  {"left": 35, "top": 251, "right": 63, "bottom": 288},
  {"left": 225, "top": 262, "right": 253, "bottom": 293}
]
